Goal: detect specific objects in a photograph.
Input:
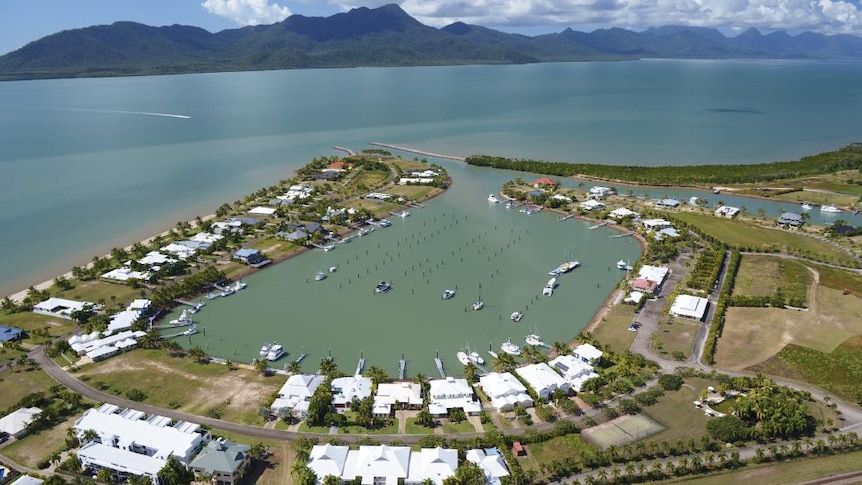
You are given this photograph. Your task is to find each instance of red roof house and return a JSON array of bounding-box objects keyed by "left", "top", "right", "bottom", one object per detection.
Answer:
[{"left": 532, "top": 177, "right": 558, "bottom": 188}]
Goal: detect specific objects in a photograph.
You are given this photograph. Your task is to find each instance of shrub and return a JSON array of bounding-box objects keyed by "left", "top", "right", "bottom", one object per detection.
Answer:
[
  {"left": 658, "top": 374, "right": 684, "bottom": 391},
  {"left": 125, "top": 388, "right": 147, "bottom": 401}
]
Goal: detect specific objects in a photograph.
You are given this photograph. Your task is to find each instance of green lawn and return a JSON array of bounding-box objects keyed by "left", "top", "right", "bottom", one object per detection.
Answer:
[
  {"left": 592, "top": 300, "right": 640, "bottom": 353},
  {"left": 404, "top": 417, "right": 435, "bottom": 434},
  {"left": 667, "top": 450, "right": 862, "bottom": 485},
  {"left": 641, "top": 377, "right": 711, "bottom": 446},
  {"left": 0, "top": 369, "right": 58, "bottom": 411},
  {"left": 2, "top": 415, "right": 79, "bottom": 468},
  {"left": 56, "top": 279, "right": 144, "bottom": 308},
  {"left": 518, "top": 433, "right": 600, "bottom": 477},
  {"left": 733, "top": 255, "right": 781, "bottom": 297},
  {"left": 338, "top": 412, "right": 400, "bottom": 435},
  {"left": 441, "top": 421, "right": 476, "bottom": 434},
  {"left": 0, "top": 312, "right": 75, "bottom": 339},
  {"left": 297, "top": 422, "right": 332, "bottom": 434},
  {"left": 653, "top": 318, "right": 699, "bottom": 360},
  {"left": 814, "top": 263, "right": 862, "bottom": 294}
]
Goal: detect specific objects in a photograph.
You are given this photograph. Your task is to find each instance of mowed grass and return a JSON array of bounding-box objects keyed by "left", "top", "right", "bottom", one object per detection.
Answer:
[
  {"left": 2, "top": 415, "right": 79, "bottom": 467},
  {"left": 387, "top": 184, "right": 439, "bottom": 201},
  {"left": 715, "top": 307, "right": 798, "bottom": 370},
  {"left": 673, "top": 212, "right": 856, "bottom": 266},
  {"left": 0, "top": 369, "right": 58, "bottom": 411},
  {"left": 404, "top": 417, "right": 435, "bottom": 434},
  {"left": 815, "top": 263, "right": 862, "bottom": 295},
  {"left": 56, "top": 279, "right": 144, "bottom": 308},
  {"left": 733, "top": 255, "right": 781, "bottom": 297},
  {"left": 591, "top": 301, "right": 640, "bottom": 353},
  {"left": 641, "top": 377, "right": 711, "bottom": 445},
  {"left": 442, "top": 420, "right": 476, "bottom": 434},
  {"left": 0, "top": 312, "right": 75, "bottom": 340},
  {"left": 748, "top": 335, "right": 862, "bottom": 405},
  {"left": 653, "top": 318, "right": 699, "bottom": 359},
  {"left": 519, "top": 433, "right": 600, "bottom": 477}
]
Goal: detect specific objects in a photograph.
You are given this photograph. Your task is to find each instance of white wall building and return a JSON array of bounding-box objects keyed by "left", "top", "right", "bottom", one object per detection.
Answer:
[
  {"left": 515, "top": 363, "right": 570, "bottom": 400},
  {"left": 428, "top": 377, "right": 481, "bottom": 416},
  {"left": 572, "top": 343, "right": 603, "bottom": 365},
  {"left": 0, "top": 407, "right": 41, "bottom": 438},
  {"left": 373, "top": 382, "right": 423, "bottom": 416},
  {"left": 548, "top": 355, "right": 600, "bottom": 392},
  {"left": 68, "top": 330, "right": 146, "bottom": 361},
  {"left": 307, "top": 445, "right": 457, "bottom": 485},
  {"left": 714, "top": 206, "right": 740, "bottom": 218},
  {"left": 580, "top": 199, "right": 606, "bottom": 211},
  {"left": 589, "top": 186, "right": 614, "bottom": 199},
  {"left": 331, "top": 375, "right": 372, "bottom": 409},
  {"left": 478, "top": 372, "right": 533, "bottom": 412},
  {"left": 270, "top": 374, "right": 325, "bottom": 417},
  {"left": 641, "top": 218, "right": 673, "bottom": 231},
  {"left": 466, "top": 448, "right": 510, "bottom": 485},
  {"left": 102, "top": 267, "right": 151, "bottom": 282},
  {"left": 33, "top": 298, "right": 99, "bottom": 320},
  {"left": 609, "top": 207, "right": 639, "bottom": 219},
  {"left": 670, "top": 294, "right": 710, "bottom": 321}
]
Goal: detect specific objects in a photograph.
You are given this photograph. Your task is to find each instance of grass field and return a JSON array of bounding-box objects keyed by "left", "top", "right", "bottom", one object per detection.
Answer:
[
  {"left": 519, "top": 433, "right": 600, "bottom": 476},
  {"left": 442, "top": 420, "right": 477, "bottom": 434},
  {"left": 641, "top": 377, "right": 711, "bottom": 445},
  {"left": 404, "top": 417, "right": 435, "bottom": 434},
  {"left": 387, "top": 184, "right": 439, "bottom": 201},
  {"left": 2, "top": 415, "right": 79, "bottom": 468},
  {"left": 0, "top": 369, "right": 58, "bottom": 412},
  {"left": 715, "top": 307, "right": 800, "bottom": 370},
  {"left": 56, "top": 279, "right": 144, "bottom": 309},
  {"left": 77, "top": 349, "right": 281, "bottom": 425},
  {"left": 653, "top": 318, "right": 699, "bottom": 360},
  {"left": 592, "top": 301, "right": 640, "bottom": 353},
  {"left": 673, "top": 212, "right": 856, "bottom": 266},
  {"left": 733, "top": 255, "right": 781, "bottom": 297},
  {"left": 815, "top": 263, "right": 862, "bottom": 294}
]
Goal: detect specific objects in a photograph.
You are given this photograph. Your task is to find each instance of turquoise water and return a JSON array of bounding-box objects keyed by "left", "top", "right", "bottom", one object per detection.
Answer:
[{"left": 1, "top": 60, "right": 862, "bottom": 298}]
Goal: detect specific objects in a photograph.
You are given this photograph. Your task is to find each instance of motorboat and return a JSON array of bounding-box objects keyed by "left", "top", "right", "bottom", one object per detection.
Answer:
[
  {"left": 525, "top": 334, "right": 545, "bottom": 347},
  {"left": 398, "top": 210, "right": 410, "bottom": 218},
  {"left": 220, "top": 287, "right": 235, "bottom": 297},
  {"left": 488, "top": 343, "right": 498, "bottom": 359},
  {"left": 231, "top": 280, "right": 247, "bottom": 291},
  {"left": 471, "top": 300, "right": 484, "bottom": 311},
  {"left": 259, "top": 343, "right": 273, "bottom": 358},
  {"left": 468, "top": 351, "right": 485, "bottom": 365},
  {"left": 205, "top": 292, "right": 220, "bottom": 300},
  {"left": 457, "top": 351, "right": 471, "bottom": 366},
  {"left": 315, "top": 271, "right": 327, "bottom": 281},
  {"left": 329, "top": 266, "right": 338, "bottom": 273},
  {"left": 442, "top": 289, "right": 456, "bottom": 300},
  {"left": 501, "top": 339, "right": 521, "bottom": 356},
  {"left": 801, "top": 203, "right": 813, "bottom": 211},
  {"left": 510, "top": 311, "right": 523, "bottom": 322},
  {"left": 821, "top": 204, "right": 842, "bottom": 213},
  {"left": 488, "top": 194, "right": 500, "bottom": 203},
  {"left": 378, "top": 219, "right": 392, "bottom": 227},
  {"left": 375, "top": 281, "right": 392, "bottom": 293},
  {"left": 505, "top": 201, "right": 514, "bottom": 209},
  {"left": 188, "top": 301, "right": 205, "bottom": 314},
  {"left": 323, "top": 245, "right": 335, "bottom": 251},
  {"left": 266, "top": 344, "right": 286, "bottom": 361},
  {"left": 524, "top": 207, "right": 542, "bottom": 215},
  {"left": 617, "top": 260, "right": 633, "bottom": 271},
  {"left": 543, "top": 278, "right": 557, "bottom": 297},
  {"left": 169, "top": 310, "right": 192, "bottom": 325},
  {"left": 183, "top": 324, "right": 198, "bottom": 336},
  {"left": 359, "top": 227, "right": 375, "bottom": 236}
]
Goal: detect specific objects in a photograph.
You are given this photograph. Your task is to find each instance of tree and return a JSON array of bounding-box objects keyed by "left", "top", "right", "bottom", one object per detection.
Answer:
[
  {"left": 186, "top": 346, "right": 209, "bottom": 364},
  {"left": 492, "top": 353, "right": 517, "bottom": 373},
  {"left": 157, "top": 455, "right": 195, "bottom": 485},
  {"left": 96, "top": 468, "right": 115, "bottom": 484},
  {"left": 82, "top": 428, "right": 99, "bottom": 443},
  {"left": 365, "top": 366, "right": 389, "bottom": 389},
  {"left": 127, "top": 475, "right": 152, "bottom": 485},
  {"left": 287, "top": 360, "right": 302, "bottom": 374},
  {"left": 445, "top": 461, "right": 486, "bottom": 485},
  {"left": 254, "top": 358, "right": 270, "bottom": 376},
  {"left": 551, "top": 341, "right": 569, "bottom": 356}
]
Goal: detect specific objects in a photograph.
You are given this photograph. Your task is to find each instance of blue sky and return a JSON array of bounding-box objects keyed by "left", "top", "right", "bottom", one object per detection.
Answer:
[{"left": 3, "top": 0, "right": 862, "bottom": 56}]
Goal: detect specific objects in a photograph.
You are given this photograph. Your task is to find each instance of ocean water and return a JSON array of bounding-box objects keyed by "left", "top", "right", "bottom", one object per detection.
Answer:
[{"left": 1, "top": 59, "right": 861, "bottom": 298}]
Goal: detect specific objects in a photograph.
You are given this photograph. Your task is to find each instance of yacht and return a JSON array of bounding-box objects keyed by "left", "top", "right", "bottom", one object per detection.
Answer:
[
  {"left": 457, "top": 351, "right": 471, "bottom": 366},
  {"left": 220, "top": 287, "right": 235, "bottom": 297},
  {"left": 329, "top": 266, "right": 338, "bottom": 273},
  {"left": 375, "top": 281, "right": 392, "bottom": 293},
  {"left": 399, "top": 210, "right": 410, "bottom": 217},
  {"left": 232, "top": 280, "right": 247, "bottom": 290},
  {"left": 471, "top": 300, "right": 484, "bottom": 311},
  {"left": 801, "top": 202, "right": 813, "bottom": 211},
  {"left": 182, "top": 324, "right": 198, "bottom": 336},
  {"left": 378, "top": 219, "right": 392, "bottom": 227},
  {"left": 259, "top": 343, "right": 273, "bottom": 359},
  {"left": 543, "top": 278, "right": 557, "bottom": 297},
  {"left": 488, "top": 194, "right": 500, "bottom": 203},
  {"left": 821, "top": 204, "right": 842, "bottom": 213},
  {"left": 442, "top": 289, "right": 456, "bottom": 300},
  {"left": 266, "top": 344, "right": 286, "bottom": 361},
  {"left": 524, "top": 207, "right": 542, "bottom": 215},
  {"left": 525, "top": 333, "right": 546, "bottom": 347},
  {"left": 169, "top": 310, "right": 192, "bottom": 325},
  {"left": 315, "top": 271, "right": 328, "bottom": 281},
  {"left": 617, "top": 260, "right": 633, "bottom": 271},
  {"left": 188, "top": 301, "right": 205, "bottom": 314},
  {"left": 501, "top": 339, "right": 521, "bottom": 356},
  {"left": 359, "top": 227, "right": 375, "bottom": 236},
  {"left": 510, "top": 311, "right": 523, "bottom": 322},
  {"left": 468, "top": 350, "right": 485, "bottom": 365}
]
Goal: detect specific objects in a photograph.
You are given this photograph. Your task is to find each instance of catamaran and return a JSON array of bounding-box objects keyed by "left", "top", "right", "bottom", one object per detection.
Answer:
[
  {"left": 169, "top": 310, "right": 192, "bottom": 326},
  {"left": 266, "top": 344, "right": 286, "bottom": 361}
]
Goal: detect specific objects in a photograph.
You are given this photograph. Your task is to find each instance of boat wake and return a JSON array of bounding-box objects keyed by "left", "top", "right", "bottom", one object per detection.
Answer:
[{"left": 68, "top": 107, "right": 192, "bottom": 119}]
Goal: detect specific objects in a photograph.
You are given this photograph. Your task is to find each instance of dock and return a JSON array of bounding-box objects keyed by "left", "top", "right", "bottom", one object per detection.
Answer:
[
  {"left": 355, "top": 352, "right": 365, "bottom": 376},
  {"left": 294, "top": 353, "right": 306, "bottom": 364},
  {"left": 434, "top": 350, "right": 446, "bottom": 378},
  {"left": 610, "top": 232, "right": 636, "bottom": 238},
  {"left": 332, "top": 145, "right": 356, "bottom": 156},
  {"left": 398, "top": 353, "right": 406, "bottom": 379},
  {"left": 589, "top": 221, "right": 609, "bottom": 230},
  {"left": 311, "top": 243, "right": 335, "bottom": 251},
  {"left": 558, "top": 214, "right": 574, "bottom": 222},
  {"left": 369, "top": 142, "right": 466, "bottom": 162}
]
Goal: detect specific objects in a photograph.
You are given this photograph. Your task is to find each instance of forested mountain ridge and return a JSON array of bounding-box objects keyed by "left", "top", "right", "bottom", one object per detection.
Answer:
[{"left": 2, "top": 3, "right": 862, "bottom": 80}]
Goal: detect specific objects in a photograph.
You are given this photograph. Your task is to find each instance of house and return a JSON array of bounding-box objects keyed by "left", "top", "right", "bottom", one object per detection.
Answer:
[
  {"left": 0, "top": 407, "right": 41, "bottom": 438},
  {"left": 655, "top": 198, "right": 681, "bottom": 208},
  {"left": 127, "top": 299, "right": 152, "bottom": 314},
  {"left": 270, "top": 374, "right": 325, "bottom": 417},
  {"left": 189, "top": 438, "right": 251, "bottom": 485},
  {"left": 778, "top": 212, "right": 804, "bottom": 227},
  {"left": 410, "top": 170, "right": 440, "bottom": 178},
  {"left": 101, "top": 267, "right": 151, "bottom": 283},
  {"left": 589, "top": 186, "right": 614, "bottom": 199},
  {"left": 160, "top": 243, "right": 196, "bottom": 260},
  {"left": 532, "top": 177, "right": 558, "bottom": 188},
  {"left": 279, "top": 230, "right": 308, "bottom": 243},
  {"left": 631, "top": 265, "right": 670, "bottom": 295},
  {"left": 654, "top": 227, "right": 681, "bottom": 240},
  {"left": 9, "top": 476, "right": 44, "bottom": 485},
  {"left": 670, "top": 294, "right": 710, "bottom": 321},
  {"left": 609, "top": 207, "right": 639, "bottom": 219},
  {"left": 343, "top": 445, "right": 411, "bottom": 485},
  {"left": 33, "top": 298, "right": 99, "bottom": 320},
  {"left": 399, "top": 177, "right": 435, "bottom": 185},
  {"left": 515, "top": 363, "right": 569, "bottom": 400},
  {"left": 406, "top": 447, "right": 458, "bottom": 485},
  {"left": 551, "top": 194, "right": 573, "bottom": 203},
  {"left": 0, "top": 326, "right": 24, "bottom": 343},
  {"left": 479, "top": 372, "right": 533, "bottom": 412},
  {"left": 714, "top": 206, "right": 740, "bottom": 218},
  {"left": 331, "top": 375, "right": 373, "bottom": 409},
  {"left": 137, "top": 251, "right": 177, "bottom": 268},
  {"left": 68, "top": 330, "right": 147, "bottom": 361},
  {"left": 365, "top": 192, "right": 392, "bottom": 201},
  {"left": 106, "top": 310, "right": 140, "bottom": 333},
  {"left": 549, "top": 355, "right": 599, "bottom": 392},
  {"left": 641, "top": 218, "right": 673, "bottom": 231},
  {"left": 280, "top": 185, "right": 313, "bottom": 200},
  {"left": 573, "top": 343, "right": 603, "bottom": 365},
  {"left": 74, "top": 404, "right": 209, "bottom": 485},
  {"left": 512, "top": 442, "right": 526, "bottom": 456},
  {"left": 373, "top": 382, "right": 423, "bottom": 416},
  {"left": 306, "top": 444, "right": 349, "bottom": 483},
  {"left": 312, "top": 445, "right": 456, "bottom": 485},
  {"left": 233, "top": 248, "right": 266, "bottom": 266},
  {"left": 466, "top": 448, "right": 510, "bottom": 485},
  {"left": 580, "top": 199, "right": 605, "bottom": 211},
  {"left": 328, "top": 160, "right": 348, "bottom": 170},
  {"left": 191, "top": 232, "right": 223, "bottom": 244},
  {"left": 173, "top": 240, "right": 211, "bottom": 252},
  {"left": 428, "top": 377, "right": 481, "bottom": 416},
  {"left": 312, "top": 171, "right": 342, "bottom": 181},
  {"left": 624, "top": 291, "right": 645, "bottom": 305}
]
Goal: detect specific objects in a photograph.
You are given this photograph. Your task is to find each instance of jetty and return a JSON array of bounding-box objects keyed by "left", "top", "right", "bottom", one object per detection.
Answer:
[
  {"left": 558, "top": 214, "right": 574, "bottom": 222},
  {"left": 332, "top": 145, "right": 356, "bottom": 156},
  {"left": 312, "top": 243, "right": 335, "bottom": 251},
  {"left": 610, "top": 232, "right": 636, "bottom": 238},
  {"left": 434, "top": 350, "right": 446, "bottom": 378},
  {"left": 398, "top": 353, "right": 406, "bottom": 380},
  {"left": 369, "top": 142, "right": 466, "bottom": 162},
  {"left": 589, "top": 221, "right": 609, "bottom": 230},
  {"left": 355, "top": 352, "right": 366, "bottom": 376}
]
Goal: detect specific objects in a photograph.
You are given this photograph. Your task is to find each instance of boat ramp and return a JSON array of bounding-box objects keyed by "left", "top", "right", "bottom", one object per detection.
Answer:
[{"left": 434, "top": 350, "right": 446, "bottom": 377}]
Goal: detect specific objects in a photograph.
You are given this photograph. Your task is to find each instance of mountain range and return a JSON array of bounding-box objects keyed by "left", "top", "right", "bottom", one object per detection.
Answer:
[{"left": 2, "top": 4, "right": 862, "bottom": 80}]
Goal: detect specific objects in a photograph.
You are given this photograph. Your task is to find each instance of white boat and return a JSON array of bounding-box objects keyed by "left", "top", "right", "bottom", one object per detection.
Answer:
[
  {"left": 220, "top": 288, "right": 235, "bottom": 297},
  {"left": 188, "top": 301, "right": 205, "bottom": 314},
  {"left": 169, "top": 310, "right": 192, "bottom": 325},
  {"left": 801, "top": 203, "right": 813, "bottom": 211},
  {"left": 315, "top": 271, "right": 327, "bottom": 281},
  {"left": 442, "top": 289, "right": 456, "bottom": 300},
  {"left": 510, "top": 311, "right": 523, "bottom": 322},
  {"left": 543, "top": 278, "right": 557, "bottom": 297},
  {"left": 501, "top": 339, "right": 521, "bottom": 356},
  {"left": 457, "top": 351, "right": 471, "bottom": 366},
  {"left": 471, "top": 300, "right": 484, "bottom": 311},
  {"left": 259, "top": 343, "right": 272, "bottom": 358},
  {"left": 378, "top": 219, "right": 392, "bottom": 227},
  {"left": 323, "top": 244, "right": 335, "bottom": 251},
  {"left": 549, "top": 261, "right": 579, "bottom": 276},
  {"left": 183, "top": 324, "right": 198, "bottom": 336},
  {"left": 468, "top": 351, "right": 485, "bottom": 365},
  {"left": 525, "top": 334, "right": 545, "bottom": 347},
  {"left": 205, "top": 292, "right": 220, "bottom": 300},
  {"left": 821, "top": 204, "right": 842, "bottom": 213},
  {"left": 359, "top": 227, "right": 375, "bottom": 236},
  {"left": 375, "top": 281, "right": 392, "bottom": 293},
  {"left": 524, "top": 207, "right": 542, "bottom": 215},
  {"left": 488, "top": 343, "right": 498, "bottom": 359},
  {"left": 266, "top": 344, "right": 286, "bottom": 361},
  {"left": 399, "top": 210, "right": 410, "bottom": 217},
  {"left": 488, "top": 194, "right": 500, "bottom": 203},
  {"left": 329, "top": 266, "right": 338, "bottom": 273},
  {"left": 505, "top": 201, "right": 514, "bottom": 209},
  {"left": 231, "top": 281, "right": 247, "bottom": 291},
  {"left": 617, "top": 260, "right": 633, "bottom": 271}
]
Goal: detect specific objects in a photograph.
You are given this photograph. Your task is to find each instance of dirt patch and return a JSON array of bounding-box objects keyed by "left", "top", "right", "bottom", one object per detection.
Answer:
[{"left": 715, "top": 307, "right": 799, "bottom": 370}]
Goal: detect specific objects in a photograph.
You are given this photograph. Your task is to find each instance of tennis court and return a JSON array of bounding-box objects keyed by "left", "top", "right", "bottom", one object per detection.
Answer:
[{"left": 582, "top": 414, "right": 665, "bottom": 449}]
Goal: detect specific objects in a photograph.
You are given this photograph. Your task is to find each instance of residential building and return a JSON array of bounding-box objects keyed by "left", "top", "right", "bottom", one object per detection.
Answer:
[
  {"left": 478, "top": 372, "right": 533, "bottom": 412},
  {"left": 399, "top": 177, "right": 435, "bottom": 185},
  {"left": 306, "top": 444, "right": 349, "bottom": 483},
  {"left": 101, "top": 267, "right": 151, "bottom": 282},
  {"left": 515, "top": 363, "right": 569, "bottom": 400},
  {"left": 127, "top": 299, "right": 152, "bottom": 313},
  {"left": 270, "top": 374, "right": 325, "bottom": 417},
  {"left": 549, "top": 355, "right": 599, "bottom": 392},
  {"left": 344, "top": 445, "right": 411, "bottom": 485},
  {"left": 33, "top": 298, "right": 99, "bottom": 320},
  {"left": 373, "top": 382, "right": 423, "bottom": 416},
  {"left": 410, "top": 170, "right": 440, "bottom": 178},
  {"left": 233, "top": 248, "right": 266, "bottom": 266},
  {"left": 640, "top": 218, "right": 673, "bottom": 231},
  {"left": 9, "top": 476, "right": 44, "bottom": 485},
  {"left": 624, "top": 291, "right": 645, "bottom": 305},
  {"left": 532, "top": 177, "right": 558, "bottom": 188},
  {"left": 580, "top": 199, "right": 605, "bottom": 211},
  {"left": 655, "top": 198, "right": 681, "bottom": 208},
  {"left": 248, "top": 206, "right": 277, "bottom": 216},
  {"left": 106, "top": 310, "right": 140, "bottom": 333},
  {"left": 670, "top": 294, "right": 710, "bottom": 321},
  {"left": 406, "top": 447, "right": 458, "bottom": 485},
  {"left": 630, "top": 265, "right": 670, "bottom": 295},
  {"left": 160, "top": 243, "right": 196, "bottom": 260},
  {"left": 589, "top": 186, "right": 613, "bottom": 199},
  {"left": 466, "top": 448, "right": 510, "bottom": 485},
  {"left": 428, "top": 377, "right": 481, "bottom": 416},
  {"left": 68, "top": 330, "right": 147, "bottom": 361},
  {"left": 573, "top": 344, "right": 603, "bottom": 365},
  {"left": 0, "top": 326, "right": 23, "bottom": 344},
  {"left": 308, "top": 445, "right": 458, "bottom": 485},
  {"left": 714, "top": 206, "right": 740, "bottom": 218},
  {"left": 137, "top": 251, "right": 177, "bottom": 268},
  {"left": 0, "top": 407, "right": 41, "bottom": 438},
  {"left": 609, "top": 207, "right": 639, "bottom": 219},
  {"left": 551, "top": 194, "right": 573, "bottom": 203},
  {"left": 188, "top": 438, "right": 251, "bottom": 485},
  {"left": 331, "top": 375, "right": 373, "bottom": 410},
  {"left": 778, "top": 212, "right": 804, "bottom": 227}
]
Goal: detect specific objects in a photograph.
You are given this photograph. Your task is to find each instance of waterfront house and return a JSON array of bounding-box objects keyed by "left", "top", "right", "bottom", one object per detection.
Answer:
[
  {"left": 551, "top": 194, "right": 573, "bottom": 203},
  {"left": 101, "top": 267, "right": 151, "bottom": 283},
  {"left": 609, "top": 207, "right": 639, "bottom": 219},
  {"left": 580, "top": 199, "right": 605, "bottom": 211},
  {"left": 399, "top": 177, "right": 435, "bottom": 185},
  {"left": 410, "top": 170, "right": 440, "bottom": 178},
  {"left": 778, "top": 212, "right": 804, "bottom": 227},
  {"left": 373, "top": 382, "right": 423, "bottom": 417},
  {"left": 532, "top": 177, "right": 558, "bottom": 189},
  {"left": 331, "top": 375, "right": 373, "bottom": 410},
  {"left": 233, "top": 248, "right": 266, "bottom": 266},
  {"left": 573, "top": 344, "right": 603, "bottom": 365},
  {"left": 632, "top": 265, "right": 670, "bottom": 295},
  {"left": 0, "top": 407, "right": 41, "bottom": 439},
  {"left": 549, "top": 355, "right": 599, "bottom": 392},
  {"left": 306, "top": 444, "right": 349, "bottom": 484},
  {"left": 428, "top": 377, "right": 481, "bottom": 416},
  {"left": 137, "top": 251, "right": 177, "bottom": 268},
  {"left": 479, "top": 372, "right": 533, "bottom": 412},
  {"left": 654, "top": 227, "right": 681, "bottom": 240},
  {"left": 279, "top": 230, "right": 308, "bottom": 243},
  {"left": 624, "top": 291, "right": 645, "bottom": 305},
  {"left": 670, "top": 294, "right": 710, "bottom": 321},
  {"left": 9, "top": 476, "right": 43, "bottom": 485},
  {"left": 589, "top": 186, "right": 614, "bottom": 199},
  {"left": 160, "top": 243, "right": 196, "bottom": 260},
  {"left": 641, "top": 218, "right": 673, "bottom": 231},
  {"left": 105, "top": 310, "right": 140, "bottom": 333},
  {"left": 516, "top": 363, "right": 570, "bottom": 400},
  {"left": 655, "top": 198, "right": 681, "bottom": 208},
  {"left": 714, "top": 206, "right": 740, "bottom": 218},
  {"left": 312, "top": 171, "right": 342, "bottom": 181},
  {"left": 189, "top": 438, "right": 251, "bottom": 485},
  {"left": 127, "top": 299, "right": 152, "bottom": 314},
  {"left": 365, "top": 192, "right": 393, "bottom": 201},
  {"left": 270, "top": 374, "right": 325, "bottom": 417},
  {"left": 74, "top": 404, "right": 209, "bottom": 485},
  {"left": 0, "top": 326, "right": 23, "bottom": 344},
  {"left": 33, "top": 298, "right": 100, "bottom": 320},
  {"left": 466, "top": 448, "right": 510, "bottom": 485},
  {"left": 68, "top": 330, "right": 146, "bottom": 361}
]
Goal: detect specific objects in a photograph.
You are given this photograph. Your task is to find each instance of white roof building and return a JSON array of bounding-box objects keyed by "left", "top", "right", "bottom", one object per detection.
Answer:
[
  {"left": 0, "top": 407, "right": 41, "bottom": 438},
  {"left": 191, "top": 232, "right": 223, "bottom": 243},
  {"left": 638, "top": 265, "right": 670, "bottom": 284},
  {"left": 573, "top": 343, "right": 603, "bottom": 365},
  {"left": 714, "top": 206, "right": 740, "bottom": 218},
  {"left": 551, "top": 194, "right": 573, "bottom": 203},
  {"left": 624, "top": 291, "right": 645, "bottom": 305},
  {"left": 68, "top": 330, "right": 146, "bottom": 360},
  {"left": 399, "top": 177, "right": 435, "bottom": 185},
  {"left": 466, "top": 448, "right": 510, "bottom": 485},
  {"left": 407, "top": 447, "right": 458, "bottom": 485},
  {"left": 102, "top": 267, "right": 151, "bottom": 282},
  {"left": 655, "top": 227, "right": 681, "bottom": 240},
  {"left": 248, "top": 206, "right": 276, "bottom": 216},
  {"left": 127, "top": 299, "right": 152, "bottom": 313},
  {"left": 641, "top": 218, "right": 673, "bottom": 231},
  {"left": 374, "top": 382, "right": 423, "bottom": 416},
  {"left": 410, "top": 170, "right": 440, "bottom": 178},
  {"left": 33, "top": 298, "right": 98, "bottom": 320},
  {"left": 137, "top": 251, "right": 177, "bottom": 267},
  {"left": 160, "top": 243, "right": 196, "bottom": 259},
  {"left": 74, "top": 405, "right": 209, "bottom": 485},
  {"left": 589, "top": 186, "right": 614, "bottom": 199},
  {"left": 331, "top": 375, "right": 372, "bottom": 408},
  {"left": 106, "top": 310, "right": 141, "bottom": 333},
  {"left": 307, "top": 444, "right": 349, "bottom": 483},
  {"left": 9, "top": 476, "right": 44, "bottom": 485},
  {"left": 270, "top": 374, "right": 325, "bottom": 416},
  {"left": 515, "top": 363, "right": 569, "bottom": 400},
  {"left": 609, "top": 207, "right": 639, "bottom": 219},
  {"left": 549, "top": 355, "right": 600, "bottom": 392},
  {"left": 428, "top": 377, "right": 481, "bottom": 416},
  {"left": 580, "top": 199, "right": 606, "bottom": 211},
  {"left": 343, "top": 445, "right": 411, "bottom": 485},
  {"left": 670, "top": 294, "right": 710, "bottom": 321},
  {"left": 478, "top": 372, "right": 533, "bottom": 412}
]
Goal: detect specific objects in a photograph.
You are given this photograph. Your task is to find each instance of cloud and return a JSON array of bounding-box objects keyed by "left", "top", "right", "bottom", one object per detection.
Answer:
[
  {"left": 202, "top": 0, "right": 292, "bottom": 25},
  {"left": 331, "top": 0, "right": 862, "bottom": 34}
]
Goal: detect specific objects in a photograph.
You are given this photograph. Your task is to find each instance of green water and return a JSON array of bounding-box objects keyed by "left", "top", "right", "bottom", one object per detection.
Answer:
[{"left": 167, "top": 165, "right": 641, "bottom": 376}]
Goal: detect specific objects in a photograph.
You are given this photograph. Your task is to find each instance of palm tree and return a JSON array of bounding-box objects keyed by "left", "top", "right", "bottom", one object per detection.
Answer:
[
  {"left": 254, "top": 358, "right": 269, "bottom": 376},
  {"left": 492, "top": 353, "right": 517, "bottom": 373},
  {"left": 551, "top": 341, "right": 570, "bottom": 356},
  {"left": 81, "top": 428, "right": 98, "bottom": 443},
  {"left": 287, "top": 360, "right": 302, "bottom": 374},
  {"left": 463, "top": 364, "right": 478, "bottom": 383},
  {"left": 521, "top": 345, "right": 545, "bottom": 364},
  {"left": 319, "top": 356, "right": 339, "bottom": 377},
  {"left": 366, "top": 366, "right": 389, "bottom": 389}
]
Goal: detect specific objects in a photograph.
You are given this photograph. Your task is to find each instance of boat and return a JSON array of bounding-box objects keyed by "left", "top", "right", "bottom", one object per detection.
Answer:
[
  {"left": 231, "top": 281, "right": 247, "bottom": 291},
  {"left": 488, "top": 343, "right": 498, "bottom": 359},
  {"left": 329, "top": 266, "right": 338, "bottom": 273},
  {"left": 501, "top": 338, "right": 521, "bottom": 356},
  {"left": 205, "top": 292, "right": 220, "bottom": 300},
  {"left": 182, "top": 324, "right": 199, "bottom": 336},
  {"left": 259, "top": 343, "right": 273, "bottom": 359},
  {"left": 314, "top": 271, "right": 327, "bottom": 281},
  {"left": 617, "top": 260, "right": 633, "bottom": 271},
  {"left": 169, "top": 310, "right": 192, "bottom": 325},
  {"left": 399, "top": 210, "right": 410, "bottom": 217},
  {"left": 510, "top": 311, "right": 523, "bottom": 322},
  {"left": 471, "top": 300, "right": 484, "bottom": 311},
  {"left": 801, "top": 203, "right": 813, "bottom": 211},
  {"left": 821, "top": 204, "right": 842, "bottom": 213},
  {"left": 220, "top": 287, "right": 235, "bottom": 297},
  {"left": 188, "top": 301, "right": 205, "bottom": 314},
  {"left": 323, "top": 245, "right": 335, "bottom": 251},
  {"left": 358, "top": 227, "right": 375, "bottom": 236},
  {"left": 543, "top": 278, "right": 557, "bottom": 297},
  {"left": 442, "top": 289, "right": 456, "bottom": 300},
  {"left": 713, "top": 188, "right": 721, "bottom": 194},
  {"left": 266, "top": 344, "right": 286, "bottom": 361},
  {"left": 524, "top": 207, "right": 542, "bottom": 215},
  {"left": 468, "top": 350, "right": 485, "bottom": 365},
  {"left": 549, "top": 261, "right": 580, "bottom": 276},
  {"left": 505, "top": 201, "right": 514, "bottom": 209},
  {"left": 375, "top": 281, "right": 392, "bottom": 293},
  {"left": 457, "top": 351, "right": 471, "bottom": 366},
  {"left": 525, "top": 333, "right": 546, "bottom": 347},
  {"left": 488, "top": 194, "right": 500, "bottom": 203},
  {"left": 378, "top": 219, "right": 392, "bottom": 227}
]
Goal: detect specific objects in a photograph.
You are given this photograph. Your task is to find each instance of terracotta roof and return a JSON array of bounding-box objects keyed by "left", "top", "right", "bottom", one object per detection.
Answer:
[{"left": 532, "top": 177, "right": 558, "bottom": 187}]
